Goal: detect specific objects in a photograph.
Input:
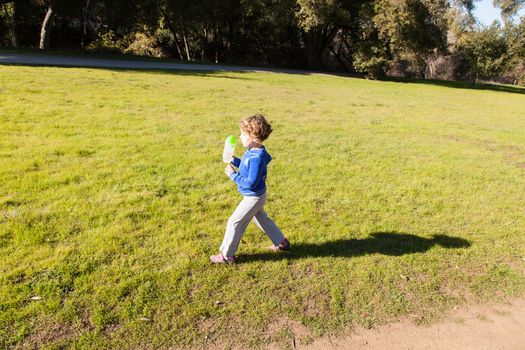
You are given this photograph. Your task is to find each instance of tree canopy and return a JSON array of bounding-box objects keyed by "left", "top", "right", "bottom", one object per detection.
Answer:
[{"left": 1, "top": 0, "right": 524, "bottom": 84}]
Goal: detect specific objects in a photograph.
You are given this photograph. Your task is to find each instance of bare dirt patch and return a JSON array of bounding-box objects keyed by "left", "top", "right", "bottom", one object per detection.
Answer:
[
  {"left": 300, "top": 298, "right": 525, "bottom": 350},
  {"left": 267, "top": 316, "right": 312, "bottom": 349}
]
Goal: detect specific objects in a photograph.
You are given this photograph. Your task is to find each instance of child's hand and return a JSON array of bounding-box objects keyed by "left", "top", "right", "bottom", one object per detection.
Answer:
[{"left": 224, "top": 164, "right": 235, "bottom": 177}]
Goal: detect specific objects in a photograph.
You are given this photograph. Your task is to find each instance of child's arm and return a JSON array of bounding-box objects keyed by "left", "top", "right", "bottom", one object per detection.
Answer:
[
  {"left": 229, "top": 157, "right": 264, "bottom": 190},
  {"left": 231, "top": 156, "right": 241, "bottom": 168}
]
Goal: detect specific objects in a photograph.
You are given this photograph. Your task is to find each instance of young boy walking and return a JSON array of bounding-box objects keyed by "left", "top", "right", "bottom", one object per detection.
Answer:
[{"left": 210, "top": 114, "right": 290, "bottom": 264}]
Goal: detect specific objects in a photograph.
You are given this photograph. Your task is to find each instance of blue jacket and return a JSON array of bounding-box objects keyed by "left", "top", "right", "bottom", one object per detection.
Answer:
[{"left": 229, "top": 146, "right": 272, "bottom": 196}]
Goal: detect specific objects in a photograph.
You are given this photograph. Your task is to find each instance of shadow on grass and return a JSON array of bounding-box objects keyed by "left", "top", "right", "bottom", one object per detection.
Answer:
[
  {"left": 384, "top": 77, "right": 525, "bottom": 95},
  {"left": 5, "top": 50, "right": 522, "bottom": 93},
  {"left": 238, "top": 231, "right": 471, "bottom": 263},
  {"left": 123, "top": 69, "right": 260, "bottom": 81},
  {"left": 0, "top": 62, "right": 259, "bottom": 81}
]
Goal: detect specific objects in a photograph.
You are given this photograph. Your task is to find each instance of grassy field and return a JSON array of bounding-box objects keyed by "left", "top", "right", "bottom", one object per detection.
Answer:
[{"left": 1, "top": 64, "right": 525, "bottom": 349}]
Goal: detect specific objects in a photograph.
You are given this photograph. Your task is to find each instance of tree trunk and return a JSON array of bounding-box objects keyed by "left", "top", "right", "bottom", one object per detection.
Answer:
[
  {"left": 172, "top": 30, "right": 185, "bottom": 60},
  {"left": 80, "top": 0, "right": 90, "bottom": 49},
  {"left": 328, "top": 44, "right": 350, "bottom": 71},
  {"left": 303, "top": 27, "right": 338, "bottom": 69},
  {"left": 181, "top": 23, "right": 191, "bottom": 61},
  {"left": 159, "top": 10, "right": 184, "bottom": 60},
  {"left": 173, "top": 32, "right": 184, "bottom": 61},
  {"left": 2, "top": 3, "right": 16, "bottom": 47},
  {"left": 213, "top": 26, "right": 219, "bottom": 63},
  {"left": 39, "top": 4, "right": 53, "bottom": 50},
  {"left": 201, "top": 27, "right": 206, "bottom": 62},
  {"left": 338, "top": 32, "right": 355, "bottom": 71},
  {"left": 427, "top": 60, "right": 436, "bottom": 79}
]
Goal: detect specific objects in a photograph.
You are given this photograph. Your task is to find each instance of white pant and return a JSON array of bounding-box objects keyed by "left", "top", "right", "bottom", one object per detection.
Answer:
[{"left": 220, "top": 192, "right": 285, "bottom": 257}]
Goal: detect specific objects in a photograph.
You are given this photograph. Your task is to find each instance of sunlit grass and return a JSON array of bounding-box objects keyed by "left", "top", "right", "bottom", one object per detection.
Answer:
[{"left": 1, "top": 65, "right": 524, "bottom": 349}]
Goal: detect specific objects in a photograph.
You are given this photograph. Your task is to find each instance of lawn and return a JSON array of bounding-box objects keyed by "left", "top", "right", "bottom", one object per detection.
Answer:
[{"left": 1, "top": 64, "right": 524, "bottom": 349}]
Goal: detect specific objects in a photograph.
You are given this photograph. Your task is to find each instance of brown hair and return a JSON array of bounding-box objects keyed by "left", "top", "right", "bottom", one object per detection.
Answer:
[{"left": 240, "top": 113, "right": 273, "bottom": 142}]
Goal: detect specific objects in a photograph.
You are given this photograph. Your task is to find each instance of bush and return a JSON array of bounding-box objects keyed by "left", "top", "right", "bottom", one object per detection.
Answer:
[
  {"left": 124, "top": 32, "right": 165, "bottom": 57},
  {"left": 87, "top": 30, "right": 127, "bottom": 53},
  {"left": 353, "top": 46, "right": 388, "bottom": 79},
  {"left": 86, "top": 29, "right": 166, "bottom": 58}
]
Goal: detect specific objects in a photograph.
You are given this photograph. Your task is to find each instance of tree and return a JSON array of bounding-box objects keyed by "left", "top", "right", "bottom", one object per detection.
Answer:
[
  {"left": 373, "top": 0, "right": 448, "bottom": 76},
  {"left": 36, "top": 0, "right": 83, "bottom": 50},
  {"left": 455, "top": 23, "right": 507, "bottom": 82},
  {"left": 296, "top": 0, "right": 354, "bottom": 69},
  {"left": 351, "top": 0, "right": 450, "bottom": 78},
  {"left": 494, "top": 0, "right": 525, "bottom": 19},
  {"left": 38, "top": 0, "right": 53, "bottom": 49},
  {"left": 503, "top": 15, "right": 525, "bottom": 84},
  {"left": 1, "top": 1, "right": 16, "bottom": 47}
]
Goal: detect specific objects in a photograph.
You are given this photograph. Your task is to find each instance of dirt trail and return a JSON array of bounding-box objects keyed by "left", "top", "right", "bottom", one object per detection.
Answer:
[{"left": 302, "top": 298, "right": 525, "bottom": 350}]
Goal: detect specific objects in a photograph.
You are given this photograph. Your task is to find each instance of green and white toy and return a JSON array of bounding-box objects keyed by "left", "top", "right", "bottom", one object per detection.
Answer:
[{"left": 222, "top": 135, "right": 237, "bottom": 163}]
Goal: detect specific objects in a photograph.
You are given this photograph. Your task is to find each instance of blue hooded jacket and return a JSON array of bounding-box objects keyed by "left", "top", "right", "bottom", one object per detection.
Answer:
[{"left": 229, "top": 146, "right": 272, "bottom": 196}]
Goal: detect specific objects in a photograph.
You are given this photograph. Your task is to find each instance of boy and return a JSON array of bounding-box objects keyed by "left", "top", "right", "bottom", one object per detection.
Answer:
[{"left": 210, "top": 114, "right": 290, "bottom": 264}]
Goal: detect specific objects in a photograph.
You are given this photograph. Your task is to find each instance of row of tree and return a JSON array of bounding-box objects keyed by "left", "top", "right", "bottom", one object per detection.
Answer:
[{"left": 1, "top": 0, "right": 524, "bottom": 84}]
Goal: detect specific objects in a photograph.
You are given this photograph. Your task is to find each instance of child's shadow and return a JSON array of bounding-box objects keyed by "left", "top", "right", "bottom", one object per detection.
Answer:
[{"left": 238, "top": 231, "right": 471, "bottom": 263}]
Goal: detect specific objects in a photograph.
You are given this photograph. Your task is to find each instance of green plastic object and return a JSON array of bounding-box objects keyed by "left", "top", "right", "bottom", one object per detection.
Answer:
[{"left": 223, "top": 135, "right": 237, "bottom": 163}]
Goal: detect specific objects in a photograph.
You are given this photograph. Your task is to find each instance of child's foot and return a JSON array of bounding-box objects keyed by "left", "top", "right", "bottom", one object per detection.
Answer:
[
  {"left": 210, "top": 253, "right": 236, "bottom": 264},
  {"left": 270, "top": 238, "right": 290, "bottom": 252}
]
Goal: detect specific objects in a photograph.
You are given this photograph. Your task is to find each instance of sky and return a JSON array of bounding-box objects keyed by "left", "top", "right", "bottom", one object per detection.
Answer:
[{"left": 473, "top": 0, "right": 525, "bottom": 25}]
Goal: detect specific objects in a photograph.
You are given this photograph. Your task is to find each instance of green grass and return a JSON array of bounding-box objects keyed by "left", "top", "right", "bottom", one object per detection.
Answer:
[{"left": 1, "top": 65, "right": 524, "bottom": 349}]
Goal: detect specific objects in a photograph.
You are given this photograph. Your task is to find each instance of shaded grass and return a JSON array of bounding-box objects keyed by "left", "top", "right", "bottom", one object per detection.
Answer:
[
  {"left": 0, "top": 47, "right": 194, "bottom": 65},
  {"left": 0, "top": 65, "right": 524, "bottom": 349},
  {"left": 385, "top": 76, "right": 525, "bottom": 95}
]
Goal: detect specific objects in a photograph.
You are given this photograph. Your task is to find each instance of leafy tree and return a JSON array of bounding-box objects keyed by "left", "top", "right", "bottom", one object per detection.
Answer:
[
  {"left": 296, "top": 0, "right": 354, "bottom": 68},
  {"left": 503, "top": 15, "right": 525, "bottom": 83},
  {"left": 351, "top": 0, "right": 449, "bottom": 78},
  {"left": 494, "top": 0, "right": 525, "bottom": 19},
  {"left": 374, "top": 0, "right": 448, "bottom": 76},
  {"left": 455, "top": 23, "right": 507, "bottom": 82},
  {"left": 3, "top": 0, "right": 522, "bottom": 86},
  {"left": 0, "top": 1, "right": 16, "bottom": 47}
]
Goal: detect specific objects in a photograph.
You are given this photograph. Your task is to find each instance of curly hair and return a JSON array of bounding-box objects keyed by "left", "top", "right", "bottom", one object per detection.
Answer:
[{"left": 240, "top": 113, "right": 273, "bottom": 142}]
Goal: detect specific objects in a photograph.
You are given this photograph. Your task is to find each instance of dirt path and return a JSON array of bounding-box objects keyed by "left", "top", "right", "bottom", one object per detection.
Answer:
[{"left": 300, "top": 298, "right": 525, "bottom": 350}]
